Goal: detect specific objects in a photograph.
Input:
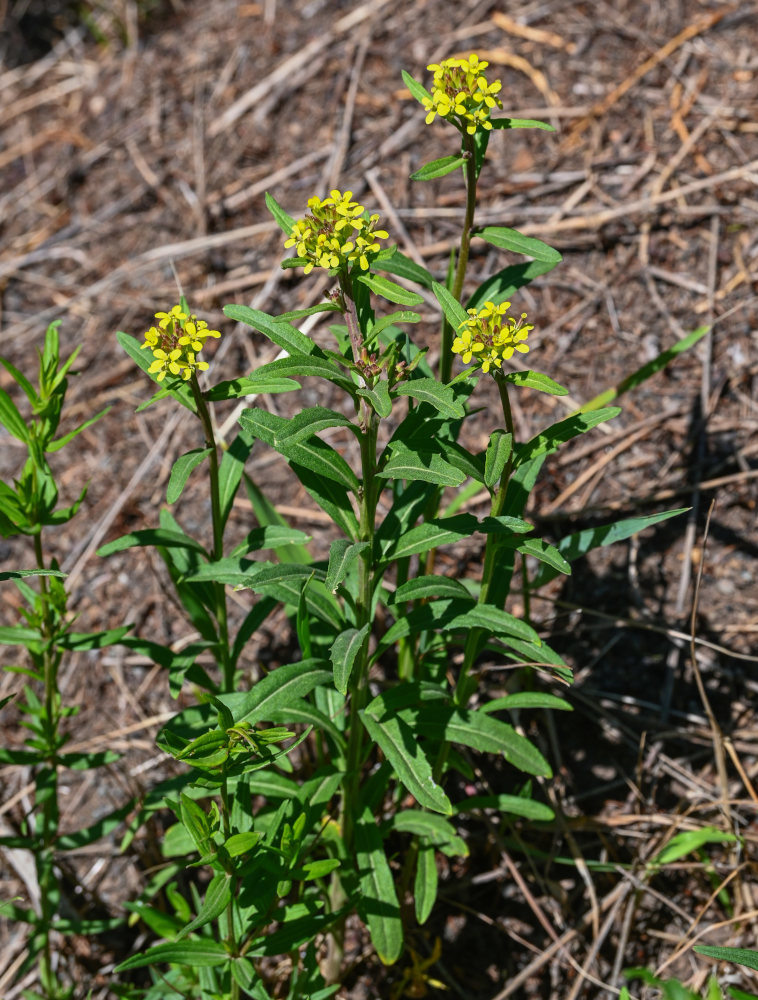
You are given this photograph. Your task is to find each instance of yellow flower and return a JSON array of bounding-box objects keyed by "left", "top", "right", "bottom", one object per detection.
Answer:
[
  {"left": 284, "top": 189, "right": 388, "bottom": 274},
  {"left": 452, "top": 300, "right": 532, "bottom": 373},
  {"left": 140, "top": 305, "right": 219, "bottom": 382},
  {"left": 422, "top": 54, "right": 503, "bottom": 134}
]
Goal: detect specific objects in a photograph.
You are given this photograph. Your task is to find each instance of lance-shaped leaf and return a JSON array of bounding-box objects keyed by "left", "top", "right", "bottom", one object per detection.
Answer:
[
  {"left": 355, "top": 273, "right": 424, "bottom": 306},
  {"left": 360, "top": 709, "right": 452, "bottom": 815},
  {"left": 503, "top": 537, "right": 571, "bottom": 577},
  {"left": 475, "top": 226, "right": 562, "bottom": 264},
  {"left": 355, "top": 806, "right": 403, "bottom": 965},
  {"left": 218, "top": 658, "right": 333, "bottom": 726},
  {"left": 410, "top": 155, "right": 467, "bottom": 181},
  {"left": 325, "top": 539, "right": 369, "bottom": 592},
  {"left": 485, "top": 430, "right": 512, "bottom": 489},
  {"left": 357, "top": 381, "right": 393, "bottom": 418},
  {"left": 230, "top": 525, "right": 311, "bottom": 558},
  {"left": 383, "top": 514, "right": 478, "bottom": 562},
  {"left": 274, "top": 405, "right": 357, "bottom": 447},
  {"left": 453, "top": 794, "right": 555, "bottom": 821},
  {"left": 265, "top": 190, "right": 295, "bottom": 234},
  {"left": 223, "top": 304, "right": 320, "bottom": 357},
  {"left": 467, "top": 258, "right": 559, "bottom": 311},
  {"left": 392, "top": 378, "right": 465, "bottom": 419},
  {"left": 531, "top": 508, "right": 688, "bottom": 590},
  {"left": 178, "top": 873, "right": 232, "bottom": 939},
  {"left": 245, "top": 354, "right": 356, "bottom": 392},
  {"left": 392, "top": 575, "right": 471, "bottom": 604},
  {"left": 388, "top": 810, "right": 467, "bottom": 856},
  {"left": 432, "top": 281, "right": 468, "bottom": 330},
  {"left": 378, "top": 250, "right": 435, "bottom": 291},
  {"left": 166, "top": 447, "right": 213, "bottom": 504},
  {"left": 115, "top": 939, "right": 230, "bottom": 972},
  {"left": 0, "top": 389, "right": 30, "bottom": 443},
  {"left": 409, "top": 704, "right": 552, "bottom": 776},
  {"left": 515, "top": 407, "right": 621, "bottom": 467},
  {"left": 379, "top": 443, "right": 466, "bottom": 488},
  {"left": 330, "top": 624, "right": 370, "bottom": 695},
  {"left": 415, "top": 845, "right": 438, "bottom": 925},
  {"left": 205, "top": 372, "right": 300, "bottom": 400},
  {"left": 401, "top": 69, "right": 432, "bottom": 105},
  {"left": 502, "top": 370, "right": 569, "bottom": 396},
  {"left": 490, "top": 117, "right": 555, "bottom": 131}
]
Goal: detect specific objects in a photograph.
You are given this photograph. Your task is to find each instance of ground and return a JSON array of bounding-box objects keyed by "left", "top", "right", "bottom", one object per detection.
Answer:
[{"left": 0, "top": 1, "right": 757, "bottom": 998}]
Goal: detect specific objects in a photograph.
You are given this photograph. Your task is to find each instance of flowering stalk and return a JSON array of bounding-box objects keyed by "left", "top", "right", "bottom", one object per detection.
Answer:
[
  {"left": 421, "top": 55, "right": 503, "bottom": 383},
  {"left": 140, "top": 307, "right": 233, "bottom": 692}
]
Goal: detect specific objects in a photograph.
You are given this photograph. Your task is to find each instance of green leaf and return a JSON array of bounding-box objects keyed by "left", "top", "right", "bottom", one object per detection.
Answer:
[
  {"left": 250, "top": 354, "right": 356, "bottom": 392},
  {"left": 414, "top": 846, "right": 438, "bottom": 926},
  {"left": 330, "top": 624, "right": 370, "bottom": 696},
  {"left": 485, "top": 430, "right": 512, "bottom": 489},
  {"left": 379, "top": 444, "right": 466, "bottom": 487},
  {"left": 355, "top": 273, "right": 424, "bottom": 306},
  {"left": 0, "top": 387, "right": 29, "bottom": 442},
  {"left": 205, "top": 372, "right": 300, "bottom": 400},
  {"left": 230, "top": 525, "right": 311, "bottom": 558},
  {"left": 166, "top": 447, "right": 213, "bottom": 504},
  {"left": 325, "top": 539, "right": 368, "bottom": 592},
  {"left": 239, "top": 408, "right": 359, "bottom": 494},
  {"left": 223, "top": 305, "right": 320, "bottom": 357},
  {"left": 401, "top": 69, "right": 432, "bottom": 106},
  {"left": 389, "top": 811, "right": 467, "bottom": 856},
  {"left": 392, "top": 378, "right": 465, "bottom": 418},
  {"left": 650, "top": 827, "right": 738, "bottom": 866},
  {"left": 516, "top": 407, "right": 621, "bottom": 467},
  {"left": 265, "top": 190, "right": 295, "bottom": 235},
  {"left": 357, "top": 381, "right": 393, "bottom": 418},
  {"left": 47, "top": 407, "right": 111, "bottom": 452},
  {"left": 694, "top": 946, "right": 758, "bottom": 975},
  {"left": 502, "top": 370, "right": 569, "bottom": 395},
  {"left": 475, "top": 226, "right": 562, "bottom": 263},
  {"left": 410, "top": 155, "right": 466, "bottom": 181},
  {"left": 0, "top": 568, "right": 65, "bottom": 581},
  {"left": 220, "top": 659, "right": 332, "bottom": 726},
  {"left": 384, "top": 515, "right": 477, "bottom": 561},
  {"left": 360, "top": 710, "right": 452, "bottom": 815},
  {"left": 218, "top": 426, "right": 256, "bottom": 530},
  {"left": 530, "top": 509, "right": 689, "bottom": 589},
  {"left": 274, "top": 406, "right": 356, "bottom": 447},
  {"left": 482, "top": 692, "right": 572, "bottom": 713},
  {"left": 453, "top": 794, "right": 554, "bottom": 821},
  {"left": 580, "top": 325, "right": 710, "bottom": 413},
  {"left": 115, "top": 939, "right": 229, "bottom": 972},
  {"left": 432, "top": 281, "right": 468, "bottom": 330},
  {"left": 412, "top": 704, "right": 552, "bottom": 777},
  {"left": 355, "top": 807, "right": 403, "bottom": 965},
  {"left": 510, "top": 537, "right": 571, "bottom": 576},
  {"left": 378, "top": 250, "right": 435, "bottom": 291},
  {"left": 392, "top": 575, "right": 471, "bottom": 603},
  {"left": 178, "top": 873, "right": 232, "bottom": 938},
  {"left": 97, "top": 529, "right": 207, "bottom": 558},
  {"left": 490, "top": 117, "right": 555, "bottom": 131},
  {"left": 278, "top": 302, "right": 343, "bottom": 322},
  {"left": 467, "top": 259, "right": 559, "bottom": 311}
]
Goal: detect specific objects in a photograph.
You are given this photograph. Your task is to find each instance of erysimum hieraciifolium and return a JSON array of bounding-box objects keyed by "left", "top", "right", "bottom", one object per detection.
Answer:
[
  {"left": 284, "top": 188, "right": 389, "bottom": 274},
  {"left": 422, "top": 53, "right": 503, "bottom": 134},
  {"left": 140, "top": 303, "right": 220, "bottom": 381},
  {"left": 452, "top": 300, "right": 533, "bottom": 373}
]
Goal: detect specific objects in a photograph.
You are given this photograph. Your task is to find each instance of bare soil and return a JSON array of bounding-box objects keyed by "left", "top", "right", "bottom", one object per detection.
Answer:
[{"left": 1, "top": 1, "right": 757, "bottom": 998}]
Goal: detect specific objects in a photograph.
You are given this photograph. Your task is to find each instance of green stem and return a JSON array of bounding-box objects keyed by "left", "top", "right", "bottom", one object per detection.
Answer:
[
  {"left": 440, "top": 131, "right": 478, "bottom": 384},
  {"left": 191, "top": 377, "right": 233, "bottom": 693},
  {"left": 33, "top": 530, "right": 59, "bottom": 999},
  {"left": 219, "top": 775, "right": 240, "bottom": 1000},
  {"left": 433, "top": 376, "right": 515, "bottom": 783}
]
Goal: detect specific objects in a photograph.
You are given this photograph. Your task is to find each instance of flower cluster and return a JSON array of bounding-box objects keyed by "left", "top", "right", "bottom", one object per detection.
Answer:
[
  {"left": 422, "top": 54, "right": 503, "bottom": 134},
  {"left": 284, "top": 190, "right": 388, "bottom": 274},
  {"left": 140, "top": 304, "right": 220, "bottom": 382},
  {"left": 452, "top": 300, "right": 532, "bottom": 374}
]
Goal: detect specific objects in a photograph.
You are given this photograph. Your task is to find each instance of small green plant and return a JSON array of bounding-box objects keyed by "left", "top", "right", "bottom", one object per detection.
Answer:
[
  {"left": 0, "top": 322, "right": 124, "bottom": 999},
  {"left": 0, "top": 52, "right": 712, "bottom": 999}
]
